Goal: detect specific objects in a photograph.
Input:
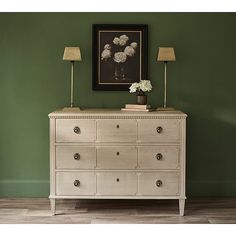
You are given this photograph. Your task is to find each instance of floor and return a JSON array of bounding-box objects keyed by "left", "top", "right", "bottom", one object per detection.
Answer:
[{"left": 0, "top": 198, "right": 236, "bottom": 224}]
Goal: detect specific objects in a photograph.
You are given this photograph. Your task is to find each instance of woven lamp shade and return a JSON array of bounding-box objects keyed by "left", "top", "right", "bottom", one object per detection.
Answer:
[
  {"left": 157, "top": 47, "right": 176, "bottom": 62},
  {"left": 63, "top": 47, "right": 82, "bottom": 61}
]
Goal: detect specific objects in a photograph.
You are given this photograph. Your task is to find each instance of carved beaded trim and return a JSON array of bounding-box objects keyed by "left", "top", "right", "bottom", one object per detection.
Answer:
[{"left": 49, "top": 115, "right": 186, "bottom": 119}]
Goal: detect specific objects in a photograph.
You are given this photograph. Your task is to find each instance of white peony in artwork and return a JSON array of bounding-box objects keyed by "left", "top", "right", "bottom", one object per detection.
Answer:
[
  {"left": 130, "top": 42, "right": 138, "bottom": 49},
  {"left": 104, "top": 44, "right": 111, "bottom": 50},
  {"left": 101, "top": 49, "right": 112, "bottom": 60},
  {"left": 119, "top": 34, "right": 129, "bottom": 46},
  {"left": 113, "top": 37, "right": 120, "bottom": 45},
  {"left": 124, "top": 46, "right": 135, "bottom": 57},
  {"left": 114, "top": 52, "right": 127, "bottom": 63},
  {"left": 119, "top": 34, "right": 129, "bottom": 42},
  {"left": 129, "top": 80, "right": 152, "bottom": 93}
]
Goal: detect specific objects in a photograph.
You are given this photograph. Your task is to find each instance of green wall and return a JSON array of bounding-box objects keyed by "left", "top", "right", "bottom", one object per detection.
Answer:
[{"left": 0, "top": 13, "right": 236, "bottom": 197}]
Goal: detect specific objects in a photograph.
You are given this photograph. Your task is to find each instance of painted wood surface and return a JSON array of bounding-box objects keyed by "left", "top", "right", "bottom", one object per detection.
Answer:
[{"left": 49, "top": 109, "right": 187, "bottom": 216}]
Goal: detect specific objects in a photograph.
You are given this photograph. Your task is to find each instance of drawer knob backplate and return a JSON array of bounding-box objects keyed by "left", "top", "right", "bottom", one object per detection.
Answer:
[
  {"left": 74, "top": 153, "right": 80, "bottom": 160},
  {"left": 156, "top": 153, "right": 163, "bottom": 160},
  {"left": 73, "top": 126, "right": 81, "bottom": 134},
  {"left": 74, "top": 180, "right": 80, "bottom": 187},
  {"left": 156, "top": 180, "right": 162, "bottom": 187},
  {"left": 156, "top": 126, "right": 163, "bottom": 133}
]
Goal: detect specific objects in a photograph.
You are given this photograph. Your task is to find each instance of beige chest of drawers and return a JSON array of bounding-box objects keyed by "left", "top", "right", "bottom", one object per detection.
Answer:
[{"left": 49, "top": 109, "right": 187, "bottom": 216}]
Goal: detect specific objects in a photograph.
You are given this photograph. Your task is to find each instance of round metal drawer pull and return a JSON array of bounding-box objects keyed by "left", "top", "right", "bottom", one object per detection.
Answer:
[
  {"left": 74, "top": 180, "right": 80, "bottom": 187},
  {"left": 116, "top": 124, "right": 119, "bottom": 128},
  {"left": 156, "top": 153, "right": 163, "bottom": 160},
  {"left": 116, "top": 178, "right": 120, "bottom": 182},
  {"left": 73, "top": 126, "right": 80, "bottom": 134},
  {"left": 116, "top": 152, "right": 120, "bottom": 156},
  {"left": 156, "top": 126, "right": 163, "bottom": 133},
  {"left": 74, "top": 153, "right": 80, "bottom": 160},
  {"left": 156, "top": 180, "right": 162, "bottom": 187}
]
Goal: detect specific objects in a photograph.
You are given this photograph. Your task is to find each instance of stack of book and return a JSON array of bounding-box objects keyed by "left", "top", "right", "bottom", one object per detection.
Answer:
[{"left": 121, "top": 104, "right": 154, "bottom": 112}]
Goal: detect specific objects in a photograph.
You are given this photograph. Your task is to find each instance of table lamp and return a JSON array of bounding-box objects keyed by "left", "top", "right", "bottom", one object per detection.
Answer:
[
  {"left": 63, "top": 47, "right": 82, "bottom": 110},
  {"left": 157, "top": 47, "right": 176, "bottom": 111}
]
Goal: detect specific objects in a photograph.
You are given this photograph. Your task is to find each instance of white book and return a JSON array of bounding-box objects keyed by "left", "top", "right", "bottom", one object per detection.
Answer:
[
  {"left": 121, "top": 108, "right": 154, "bottom": 112},
  {"left": 125, "top": 104, "right": 151, "bottom": 109}
]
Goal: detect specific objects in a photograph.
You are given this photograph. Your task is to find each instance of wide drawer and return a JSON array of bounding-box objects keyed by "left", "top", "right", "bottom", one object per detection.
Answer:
[
  {"left": 138, "top": 146, "right": 180, "bottom": 169},
  {"left": 56, "top": 172, "right": 96, "bottom": 195},
  {"left": 96, "top": 146, "right": 137, "bottom": 169},
  {"left": 138, "top": 172, "right": 180, "bottom": 196},
  {"left": 56, "top": 119, "right": 96, "bottom": 143},
  {"left": 139, "top": 119, "right": 180, "bottom": 143},
  {"left": 97, "top": 119, "right": 137, "bottom": 142},
  {"left": 96, "top": 172, "right": 137, "bottom": 195},
  {"left": 56, "top": 146, "right": 96, "bottom": 169}
]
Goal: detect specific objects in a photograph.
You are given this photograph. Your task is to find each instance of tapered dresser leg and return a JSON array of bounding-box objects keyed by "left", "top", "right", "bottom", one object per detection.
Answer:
[
  {"left": 179, "top": 199, "right": 185, "bottom": 216},
  {"left": 50, "top": 199, "right": 56, "bottom": 216}
]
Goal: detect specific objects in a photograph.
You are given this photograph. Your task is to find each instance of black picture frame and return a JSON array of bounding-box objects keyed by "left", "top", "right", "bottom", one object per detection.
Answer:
[{"left": 92, "top": 24, "right": 148, "bottom": 91}]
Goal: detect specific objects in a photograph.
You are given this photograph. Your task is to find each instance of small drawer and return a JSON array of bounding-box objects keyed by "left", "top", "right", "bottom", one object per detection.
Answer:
[
  {"left": 56, "top": 172, "right": 96, "bottom": 195},
  {"left": 97, "top": 172, "right": 137, "bottom": 195},
  {"left": 56, "top": 146, "right": 96, "bottom": 169},
  {"left": 56, "top": 119, "right": 96, "bottom": 143},
  {"left": 138, "top": 172, "right": 180, "bottom": 196},
  {"left": 97, "top": 119, "right": 137, "bottom": 142},
  {"left": 139, "top": 119, "right": 180, "bottom": 143},
  {"left": 138, "top": 146, "right": 180, "bottom": 170},
  {"left": 96, "top": 146, "right": 137, "bottom": 169}
]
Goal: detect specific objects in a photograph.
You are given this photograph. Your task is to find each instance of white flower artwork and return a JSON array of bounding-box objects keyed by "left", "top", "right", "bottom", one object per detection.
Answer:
[
  {"left": 101, "top": 34, "right": 138, "bottom": 64},
  {"left": 94, "top": 25, "right": 147, "bottom": 90}
]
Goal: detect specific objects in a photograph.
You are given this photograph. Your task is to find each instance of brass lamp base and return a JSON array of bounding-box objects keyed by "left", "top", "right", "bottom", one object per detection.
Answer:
[
  {"left": 62, "top": 107, "right": 81, "bottom": 111},
  {"left": 156, "top": 107, "right": 175, "bottom": 111}
]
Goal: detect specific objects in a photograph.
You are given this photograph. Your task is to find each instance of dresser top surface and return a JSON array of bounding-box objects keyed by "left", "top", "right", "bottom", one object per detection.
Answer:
[{"left": 49, "top": 108, "right": 187, "bottom": 118}]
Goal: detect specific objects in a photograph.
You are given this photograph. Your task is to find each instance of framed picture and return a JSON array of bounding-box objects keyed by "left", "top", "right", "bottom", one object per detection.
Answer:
[{"left": 92, "top": 24, "right": 148, "bottom": 91}]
